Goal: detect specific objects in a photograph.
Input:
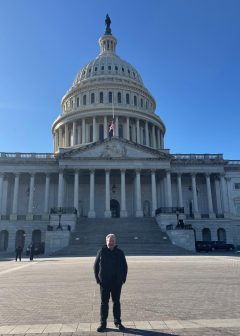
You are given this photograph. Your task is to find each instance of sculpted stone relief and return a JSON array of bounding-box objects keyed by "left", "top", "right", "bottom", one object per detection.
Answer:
[{"left": 100, "top": 143, "right": 127, "bottom": 158}]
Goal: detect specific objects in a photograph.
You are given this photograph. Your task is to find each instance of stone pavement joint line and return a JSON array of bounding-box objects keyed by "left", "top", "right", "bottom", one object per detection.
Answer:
[{"left": 1, "top": 318, "right": 240, "bottom": 334}]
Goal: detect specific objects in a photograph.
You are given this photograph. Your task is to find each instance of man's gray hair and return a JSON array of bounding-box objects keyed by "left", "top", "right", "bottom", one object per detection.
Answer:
[{"left": 106, "top": 233, "right": 116, "bottom": 240}]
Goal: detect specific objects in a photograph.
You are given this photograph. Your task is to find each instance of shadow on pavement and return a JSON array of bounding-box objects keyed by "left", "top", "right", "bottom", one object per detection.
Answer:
[{"left": 107, "top": 328, "right": 178, "bottom": 335}]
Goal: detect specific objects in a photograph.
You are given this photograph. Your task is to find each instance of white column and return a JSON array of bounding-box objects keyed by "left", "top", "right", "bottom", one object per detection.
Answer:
[
  {"left": 166, "top": 170, "right": 173, "bottom": 207},
  {"left": 11, "top": 173, "right": 20, "bottom": 219},
  {"left": 57, "top": 170, "right": 64, "bottom": 208},
  {"left": 54, "top": 131, "right": 58, "bottom": 152},
  {"left": 136, "top": 119, "right": 140, "bottom": 144},
  {"left": 214, "top": 177, "right": 222, "bottom": 215},
  {"left": 157, "top": 129, "right": 161, "bottom": 149},
  {"left": 145, "top": 121, "right": 149, "bottom": 146},
  {"left": 72, "top": 121, "right": 77, "bottom": 146},
  {"left": 115, "top": 116, "right": 119, "bottom": 137},
  {"left": 59, "top": 127, "right": 63, "bottom": 147},
  {"left": 43, "top": 174, "right": 50, "bottom": 216},
  {"left": 220, "top": 174, "right": 229, "bottom": 217},
  {"left": 177, "top": 173, "right": 183, "bottom": 207},
  {"left": 191, "top": 174, "right": 200, "bottom": 218},
  {"left": 88, "top": 170, "right": 96, "bottom": 218},
  {"left": 65, "top": 123, "right": 69, "bottom": 147},
  {"left": 82, "top": 119, "right": 86, "bottom": 144},
  {"left": 206, "top": 173, "right": 215, "bottom": 218},
  {"left": 120, "top": 169, "right": 128, "bottom": 217},
  {"left": 104, "top": 116, "right": 108, "bottom": 139},
  {"left": 27, "top": 173, "right": 35, "bottom": 219},
  {"left": 104, "top": 169, "right": 111, "bottom": 217},
  {"left": 93, "top": 117, "right": 96, "bottom": 142},
  {"left": 136, "top": 169, "right": 143, "bottom": 217},
  {"left": 77, "top": 125, "right": 81, "bottom": 144},
  {"left": 74, "top": 170, "right": 79, "bottom": 214},
  {"left": 0, "top": 173, "right": 4, "bottom": 216},
  {"left": 151, "top": 170, "right": 157, "bottom": 217},
  {"left": 152, "top": 125, "right": 156, "bottom": 148},
  {"left": 126, "top": 117, "right": 130, "bottom": 140}
]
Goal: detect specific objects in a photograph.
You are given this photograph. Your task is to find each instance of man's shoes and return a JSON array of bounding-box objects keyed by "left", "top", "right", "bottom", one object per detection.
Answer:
[
  {"left": 97, "top": 324, "right": 106, "bottom": 332},
  {"left": 115, "top": 322, "right": 125, "bottom": 331}
]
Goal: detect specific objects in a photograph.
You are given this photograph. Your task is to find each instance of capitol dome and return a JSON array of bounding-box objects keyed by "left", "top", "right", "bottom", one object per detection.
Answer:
[{"left": 52, "top": 16, "right": 166, "bottom": 153}]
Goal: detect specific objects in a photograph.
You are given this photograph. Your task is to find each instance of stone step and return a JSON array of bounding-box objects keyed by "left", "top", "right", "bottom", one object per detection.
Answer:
[{"left": 51, "top": 217, "right": 190, "bottom": 256}]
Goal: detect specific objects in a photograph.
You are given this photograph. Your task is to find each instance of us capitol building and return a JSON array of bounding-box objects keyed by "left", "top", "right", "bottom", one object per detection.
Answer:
[{"left": 0, "top": 17, "right": 240, "bottom": 254}]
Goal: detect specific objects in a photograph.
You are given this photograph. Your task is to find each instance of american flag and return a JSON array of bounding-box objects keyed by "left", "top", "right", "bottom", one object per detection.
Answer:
[{"left": 109, "top": 120, "right": 115, "bottom": 133}]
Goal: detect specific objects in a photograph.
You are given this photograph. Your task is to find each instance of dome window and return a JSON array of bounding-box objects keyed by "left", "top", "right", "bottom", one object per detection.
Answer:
[
  {"left": 91, "top": 93, "right": 95, "bottom": 104},
  {"left": 134, "top": 96, "right": 137, "bottom": 106},
  {"left": 108, "top": 65, "right": 111, "bottom": 70},
  {"left": 128, "top": 69, "right": 130, "bottom": 74},
  {"left": 100, "top": 92, "right": 104, "bottom": 103},
  {"left": 115, "top": 66, "right": 118, "bottom": 71},
  {"left": 122, "top": 67, "right": 125, "bottom": 72},
  {"left": 95, "top": 67, "right": 98, "bottom": 71},
  {"left": 83, "top": 95, "right": 87, "bottom": 105},
  {"left": 133, "top": 72, "right": 135, "bottom": 77},
  {"left": 82, "top": 70, "right": 86, "bottom": 75},
  {"left": 140, "top": 98, "right": 143, "bottom": 108},
  {"left": 126, "top": 93, "right": 130, "bottom": 104},
  {"left": 88, "top": 68, "right": 91, "bottom": 73},
  {"left": 146, "top": 101, "right": 148, "bottom": 109},
  {"left": 101, "top": 66, "right": 104, "bottom": 71},
  {"left": 108, "top": 91, "right": 113, "bottom": 103},
  {"left": 118, "top": 92, "right": 121, "bottom": 104},
  {"left": 77, "top": 97, "right": 80, "bottom": 107}
]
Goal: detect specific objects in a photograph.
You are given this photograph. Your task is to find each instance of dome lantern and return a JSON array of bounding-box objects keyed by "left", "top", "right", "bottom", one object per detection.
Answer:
[{"left": 99, "top": 15, "right": 117, "bottom": 55}]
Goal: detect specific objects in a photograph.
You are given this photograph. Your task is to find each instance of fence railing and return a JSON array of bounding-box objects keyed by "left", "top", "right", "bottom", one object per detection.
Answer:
[{"left": 155, "top": 207, "right": 184, "bottom": 215}]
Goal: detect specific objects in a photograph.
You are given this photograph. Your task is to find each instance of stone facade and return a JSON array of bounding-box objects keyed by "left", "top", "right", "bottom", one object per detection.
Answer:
[{"left": 0, "top": 20, "right": 240, "bottom": 254}]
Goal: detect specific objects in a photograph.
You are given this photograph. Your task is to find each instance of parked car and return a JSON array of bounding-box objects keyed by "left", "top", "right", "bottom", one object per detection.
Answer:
[
  {"left": 211, "top": 241, "right": 235, "bottom": 251},
  {"left": 26, "top": 242, "right": 45, "bottom": 256},
  {"left": 196, "top": 241, "right": 235, "bottom": 252}
]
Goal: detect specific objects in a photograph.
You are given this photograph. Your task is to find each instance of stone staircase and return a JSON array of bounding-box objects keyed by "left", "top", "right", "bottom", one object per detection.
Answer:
[{"left": 52, "top": 217, "right": 192, "bottom": 256}]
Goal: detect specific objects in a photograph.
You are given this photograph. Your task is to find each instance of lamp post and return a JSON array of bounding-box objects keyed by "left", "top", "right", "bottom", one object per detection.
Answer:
[
  {"left": 57, "top": 208, "right": 63, "bottom": 230},
  {"left": 176, "top": 210, "right": 180, "bottom": 228}
]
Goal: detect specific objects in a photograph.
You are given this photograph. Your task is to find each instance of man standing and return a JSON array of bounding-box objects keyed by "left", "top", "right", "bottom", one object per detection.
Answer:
[
  {"left": 15, "top": 246, "right": 23, "bottom": 261},
  {"left": 94, "top": 233, "right": 128, "bottom": 332}
]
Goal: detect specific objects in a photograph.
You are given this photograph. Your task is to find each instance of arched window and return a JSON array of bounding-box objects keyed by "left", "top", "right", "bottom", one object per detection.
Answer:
[
  {"left": 146, "top": 100, "right": 148, "bottom": 109},
  {"left": 91, "top": 93, "right": 95, "bottom": 104},
  {"left": 76, "top": 97, "right": 80, "bottom": 107},
  {"left": 0, "top": 230, "right": 9, "bottom": 251},
  {"left": 126, "top": 93, "right": 130, "bottom": 104},
  {"left": 71, "top": 100, "right": 73, "bottom": 108},
  {"left": 217, "top": 228, "right": 226, "bottom": 242},
  {"left": 202, "top": 228, "right": 211, "bottom": 241},
  {"left": 83, "top": 95, "right": 86, "bottom": 105},
  {"left": 134, "top": 96, "right": 137, "bottom": 106},
  {"left": 140, "top": 98, "right": 143, "bottom": 108},
  {"left": 99, "top": 92, "right": 103, "bottom": 103},
  {"left": 108, "top": 91, "right": 112, "bottom": 103},
  {"left": 118, "top": 92, "right": 121, "bottom": 104}
]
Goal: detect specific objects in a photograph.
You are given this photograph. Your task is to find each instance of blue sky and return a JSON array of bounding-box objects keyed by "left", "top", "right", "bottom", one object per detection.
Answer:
[{"left": 0, "top": 0, "right": 239, "bottom": 159}]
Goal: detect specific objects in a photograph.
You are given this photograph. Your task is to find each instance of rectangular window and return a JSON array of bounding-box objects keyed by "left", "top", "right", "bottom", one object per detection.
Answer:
[{"left": 234, "top": 183, "right": 240, "bottom": 190}]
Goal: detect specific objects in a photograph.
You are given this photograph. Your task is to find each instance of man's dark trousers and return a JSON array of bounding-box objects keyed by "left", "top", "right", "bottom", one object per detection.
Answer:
[{"left": 100, "top": 281, "right": 122, "bottom": 326}]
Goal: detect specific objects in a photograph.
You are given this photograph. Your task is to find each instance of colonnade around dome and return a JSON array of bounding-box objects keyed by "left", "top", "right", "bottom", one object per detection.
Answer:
[{"left": 54, "top": 116, "right": 164, "bottom": 153}]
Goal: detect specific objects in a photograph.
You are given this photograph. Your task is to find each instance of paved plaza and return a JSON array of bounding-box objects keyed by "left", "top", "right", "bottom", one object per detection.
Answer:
[{"left": 0, "top": 254, "right": 240, "bottom": 335}]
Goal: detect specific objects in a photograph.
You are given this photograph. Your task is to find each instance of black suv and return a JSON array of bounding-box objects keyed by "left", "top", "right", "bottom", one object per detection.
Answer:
[
  {"left": 26, "top": 242, "right": 45, "bottom": 256},
  {"left": 211, "top": 241, "right": 234, "bottom": 251},
  {"left": 196, "top": 241, "right": 234, "bottom": 252}
]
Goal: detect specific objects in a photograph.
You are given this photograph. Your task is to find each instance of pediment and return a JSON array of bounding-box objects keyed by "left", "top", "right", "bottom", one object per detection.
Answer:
[{"left": 58, "top": 138, "right": 172, "bottom": 160}]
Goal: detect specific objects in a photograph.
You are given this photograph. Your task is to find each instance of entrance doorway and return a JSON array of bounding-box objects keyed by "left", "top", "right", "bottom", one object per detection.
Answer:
[{"left": 110, "top": 199, "right": 120, "bottom": 218}]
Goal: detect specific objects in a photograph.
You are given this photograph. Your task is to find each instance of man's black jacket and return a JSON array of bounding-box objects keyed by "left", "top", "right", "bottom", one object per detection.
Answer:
[{"left": 94, "top": 245, "right": 128, "bottom": 285}]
